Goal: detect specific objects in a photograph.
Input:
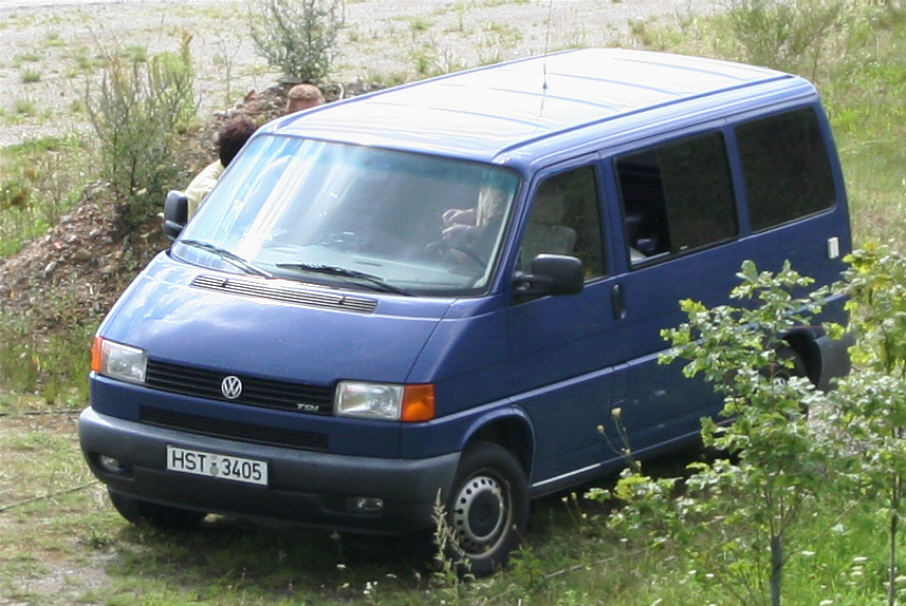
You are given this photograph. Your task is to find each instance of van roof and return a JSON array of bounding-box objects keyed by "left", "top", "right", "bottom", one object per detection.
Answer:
[{"left": 267, "top": 48, "right": 813, "bottom": 169}]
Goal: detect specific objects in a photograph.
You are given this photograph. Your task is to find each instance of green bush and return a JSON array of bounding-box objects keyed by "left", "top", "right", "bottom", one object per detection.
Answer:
[
  {"left": 592, "top": 261, "right": 844, "bottom": 606},
  {"left": 85, "top": 33, "right": 196, "bottom": 234},
  {"left": 723, "top": 0, "right": 847, "bottom": 77},
  {"left": 831, "top": 242, "right": 906, "bottom": 606},
  {"left": 248, "top": 0, "right": 342, "bottom": 83}
]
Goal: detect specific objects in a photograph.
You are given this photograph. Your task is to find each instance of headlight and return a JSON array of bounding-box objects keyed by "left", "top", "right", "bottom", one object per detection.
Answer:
[
  {"left": 335, "top": 381, "right": 435, "bottom": 422},
  {"left": 92, "top": 337, "right": 147, "bottom": 384}
]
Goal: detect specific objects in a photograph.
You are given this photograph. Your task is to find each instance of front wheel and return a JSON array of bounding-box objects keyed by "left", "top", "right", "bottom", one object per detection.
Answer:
[
  {"left": 445, "top": 442, "right": 528, "bottom": 576},
  {"left": 108, "top": 490, "right": 206, "bottom": 530}
]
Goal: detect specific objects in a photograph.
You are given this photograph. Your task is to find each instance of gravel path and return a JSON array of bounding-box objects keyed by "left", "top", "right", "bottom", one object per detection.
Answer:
[{"left": 0, "top": 0, "right": 720, "bottom": 147}]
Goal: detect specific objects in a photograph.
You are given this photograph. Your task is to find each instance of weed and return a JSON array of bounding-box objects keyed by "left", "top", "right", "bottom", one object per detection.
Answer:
[
  {"left": 14, "top": 99, "right": 37, "bottom": 116},
  {"left": 0, "top": 135, "right": 92, "bottom": 258},
  {"left": 21, "top": 68, "right": 41, "bottom": 83},
  {"left": 212, "top": 32, "right": 243, "bottom": 107},
  {"left": 430, "top": 490, "right": 474, "bottom": 600},
  {"left": 44, "top": 31, "right": 65, "bottom": 48},
  {"left": 409, "top": 16, "right": 431, "bottom": 37},
  {"left": 248, "top": 0, "right": 342, "bottom": 83},
  {"left": 722, "top": 0, "right": 847, "bottom": 79},
  {"left": 85, "top": 33, "right": 197, "bottom": 233}
]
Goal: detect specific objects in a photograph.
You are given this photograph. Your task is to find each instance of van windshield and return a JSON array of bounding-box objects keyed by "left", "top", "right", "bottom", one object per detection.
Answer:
[{"left": 174, "top": 135, "right": 519, "bottom": 296}]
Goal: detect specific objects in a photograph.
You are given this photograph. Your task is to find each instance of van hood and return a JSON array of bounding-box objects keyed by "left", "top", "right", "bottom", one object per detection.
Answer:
[{"left": 98, "top": 253, "right": 450, "bottom": 385}]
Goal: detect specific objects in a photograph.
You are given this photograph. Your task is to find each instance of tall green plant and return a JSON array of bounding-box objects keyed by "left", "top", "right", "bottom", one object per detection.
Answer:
[
  {"left": 249, "top": 0, "right": 341, "bottom": 83},
  {"left": 85, "top": 33, "right": 196, "bottom": 234},
  {"left": 832, "top": 242, "right": 906, "bottom": 606},
  {"left": 723, "top": 0, "right": 846, "bottom": 78},
  {"left": 591, "top": 261, "right": 840, "bottom": 606}
]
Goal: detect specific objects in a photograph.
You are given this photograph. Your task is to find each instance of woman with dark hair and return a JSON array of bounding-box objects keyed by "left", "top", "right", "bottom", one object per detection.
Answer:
[{"left": 185, "top": 117, "right": 257, "bottom": 219}]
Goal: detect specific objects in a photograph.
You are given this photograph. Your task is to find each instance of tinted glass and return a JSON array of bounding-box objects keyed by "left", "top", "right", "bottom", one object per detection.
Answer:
[
  {"left": 517, "top": 166, "right": 604, "bottom": 278},
  {"left": 737, "top": 108, "right": 835, "bottom": 231},
  {"left": 616, "top": 132, "right": 737, "bottom": 264}
]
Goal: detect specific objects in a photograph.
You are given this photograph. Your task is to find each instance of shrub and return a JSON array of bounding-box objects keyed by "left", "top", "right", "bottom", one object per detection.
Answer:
[
  {"left": 831, "top": 242, "right": 906, "bottom": 606},
  {"left": 591, "top": 261, "right": 844, "bottom": 606},
  {"left": 85, "top": 33, "right": 196, "bottom": 234},
  {"left": 723, "top": 0, "right": 847, "bottom": 78},
  {"left": 248, "top": 0, "right": 342, "bottom": 83}
]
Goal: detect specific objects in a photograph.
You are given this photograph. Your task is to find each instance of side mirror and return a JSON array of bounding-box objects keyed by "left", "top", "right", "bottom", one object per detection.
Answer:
[
  {"left": 163, "top": 190, "right": 188, "bottom": 241},
  {"left": 513, "top": 254, "right": 584, "bottom": 299}
]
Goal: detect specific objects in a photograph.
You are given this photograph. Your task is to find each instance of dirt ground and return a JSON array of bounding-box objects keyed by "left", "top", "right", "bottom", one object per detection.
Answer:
[{"left": 0, "top": 0, "right": 720, "bottom": 146}]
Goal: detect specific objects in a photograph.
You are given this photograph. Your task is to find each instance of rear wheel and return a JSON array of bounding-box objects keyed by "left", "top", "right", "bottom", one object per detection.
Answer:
[
  {"left": 445, "top": 441, "right": 528, "bottom": 576},
  {"left": 108, "top": 490, "right": 206, "bottom": 530}
]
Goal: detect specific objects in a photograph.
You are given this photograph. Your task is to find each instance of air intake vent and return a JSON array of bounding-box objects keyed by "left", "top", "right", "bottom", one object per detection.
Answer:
[
  {"left": 140, "top": 406, "right": 328, "bottom": 452},
  {"left": 191, "top": 275, "right": 377, "bottom": 313}
]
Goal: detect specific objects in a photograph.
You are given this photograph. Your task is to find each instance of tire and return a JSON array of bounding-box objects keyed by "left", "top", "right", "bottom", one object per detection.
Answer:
[
  {"left": 445, "top": 441, "right": 529, "bottom": 576},
  {"left": 108, "top": 490, "right": 206, "bottom": 530}
]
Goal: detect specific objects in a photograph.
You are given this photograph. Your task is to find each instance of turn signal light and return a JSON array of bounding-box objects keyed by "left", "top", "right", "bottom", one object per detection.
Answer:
[{"left": 401, "top": 384, "right": 435, "bottom": 422}]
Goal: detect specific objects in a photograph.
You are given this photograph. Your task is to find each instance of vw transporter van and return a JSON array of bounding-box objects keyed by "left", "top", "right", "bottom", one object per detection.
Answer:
[{"left": 80, "top": 48, "right": 852, "bottom": 574}]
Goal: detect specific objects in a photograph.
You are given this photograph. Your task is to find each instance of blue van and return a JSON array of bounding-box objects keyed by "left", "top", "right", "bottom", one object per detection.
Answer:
[{"left": 79, "top": 48, "right": 852, "bottom": 574}]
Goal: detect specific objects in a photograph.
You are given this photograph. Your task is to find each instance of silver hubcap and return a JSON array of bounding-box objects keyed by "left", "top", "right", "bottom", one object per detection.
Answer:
[{"left": 451, "top": 473, "right": 507, "bottom": 553}]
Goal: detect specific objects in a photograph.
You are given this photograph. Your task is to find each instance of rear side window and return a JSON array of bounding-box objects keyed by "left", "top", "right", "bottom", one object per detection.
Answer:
[
  {"left": 736, "top": 108, "right": 835, "bottom": 231},
  {"left": 616, "top": 132, "right": 737, "bottom": 265}
]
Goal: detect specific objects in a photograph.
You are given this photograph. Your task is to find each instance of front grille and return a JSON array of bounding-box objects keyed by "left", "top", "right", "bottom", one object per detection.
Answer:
[
  {"left": 145, "top": 360, "right": 334, "bottom": 415},
  {"left": 141, "top": 406, "right": 328, "bottom": 451}
]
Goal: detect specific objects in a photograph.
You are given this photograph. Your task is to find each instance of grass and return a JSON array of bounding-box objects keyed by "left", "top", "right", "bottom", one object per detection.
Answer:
[
  {"left": 21, "top": 69, "right": 42, "bottom": 83},
  {"left": 14, "top": 52, "right": 42, "bottom": 66},
  {"left": 0, "top": 135, "right": 92, "bottom": 257},
  {"left": 13, "top": 99, "right": 38, "bottom": 116},
  {"left": 1, "top": 420, "right": 901, "bottom": 605}
]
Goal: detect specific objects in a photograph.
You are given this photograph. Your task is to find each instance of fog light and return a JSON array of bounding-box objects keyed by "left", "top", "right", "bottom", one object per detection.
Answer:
[
  {"left": 98, "top": 455, "right": 125, "bottom": 473},
  {"left": 348, "top": 497, "right": 383, "bottom": 513}
]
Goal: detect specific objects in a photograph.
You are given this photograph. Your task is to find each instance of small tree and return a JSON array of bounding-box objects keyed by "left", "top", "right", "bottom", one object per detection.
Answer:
[
  {"left": 249, "top": 0, "right": 342, "bottom": 84},
  {"left": 592, "top": 260, "right": 841, "bottom": 606},
  {"left": 831, "top": 242, "right": 906, "bottom": 606},
  {"left": 85, "top": 33, "right": 196, "bottom": 234}
]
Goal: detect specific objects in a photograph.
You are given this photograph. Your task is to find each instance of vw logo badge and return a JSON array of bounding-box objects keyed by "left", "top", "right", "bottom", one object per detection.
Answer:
[{"left": 221, "top": 375, "right": 243, "bottom": 400}]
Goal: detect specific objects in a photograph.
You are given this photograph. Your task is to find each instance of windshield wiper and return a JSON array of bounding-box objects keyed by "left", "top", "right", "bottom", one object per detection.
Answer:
[
  {"left": 276, "top": 263, "right": 411, "bottom": 296},
  {"left": 178, "top": 239, "right": 273, "bottom": 278}
]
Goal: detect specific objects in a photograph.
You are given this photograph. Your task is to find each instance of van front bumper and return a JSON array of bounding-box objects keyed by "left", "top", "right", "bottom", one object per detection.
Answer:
[{"left": 79, "top": 407, "right": 460, "bottom": 534}]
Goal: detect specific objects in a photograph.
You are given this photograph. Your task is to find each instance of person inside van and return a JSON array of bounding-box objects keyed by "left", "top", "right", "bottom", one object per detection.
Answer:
[
  {"left": 441, "top": 179, "right": 508, "bottom": 247},
  {"left": 184, "top": 117, "right": 258, "bottom": 219},
  {"left": 443, "top": 178, "right": 577, "bottom": 270}
]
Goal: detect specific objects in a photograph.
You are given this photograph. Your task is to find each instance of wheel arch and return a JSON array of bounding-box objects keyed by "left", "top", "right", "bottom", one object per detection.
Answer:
[
  {"left": 460, "top": 409, "right": 534, "bottom": 482},
  {"left": 782, "top": 326, "right": 852, "bottom": 391}
]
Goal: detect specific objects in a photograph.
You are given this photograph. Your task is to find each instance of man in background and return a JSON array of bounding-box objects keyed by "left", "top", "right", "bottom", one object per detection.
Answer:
[{"left": 285, "top": 83, "right": 325, "bottom": 113}]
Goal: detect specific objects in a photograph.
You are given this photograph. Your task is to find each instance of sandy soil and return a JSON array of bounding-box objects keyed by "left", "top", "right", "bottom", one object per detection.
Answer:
[{"left": 0, "top": 0, "right": 719, "bottom": 147}]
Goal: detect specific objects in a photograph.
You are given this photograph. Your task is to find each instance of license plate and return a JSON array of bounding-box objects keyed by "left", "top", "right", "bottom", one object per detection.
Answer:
[{"left": 166, "top": 445, "right": 268, "bottom": 486}]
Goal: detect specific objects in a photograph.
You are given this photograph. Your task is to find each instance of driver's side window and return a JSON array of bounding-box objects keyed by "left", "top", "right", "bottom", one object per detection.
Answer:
[{"left": 517, "top": 166, "right": 605, "bottom": 278}]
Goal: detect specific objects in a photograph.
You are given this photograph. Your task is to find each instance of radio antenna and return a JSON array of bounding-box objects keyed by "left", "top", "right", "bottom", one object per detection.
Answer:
[{"left": 542, "top": 0, "right": 553, "bottom": 93}]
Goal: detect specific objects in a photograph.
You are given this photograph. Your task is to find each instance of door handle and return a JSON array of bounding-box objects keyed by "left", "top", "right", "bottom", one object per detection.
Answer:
[{"left": 612, "top": 283, "right": 626, "bottom": 320}]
